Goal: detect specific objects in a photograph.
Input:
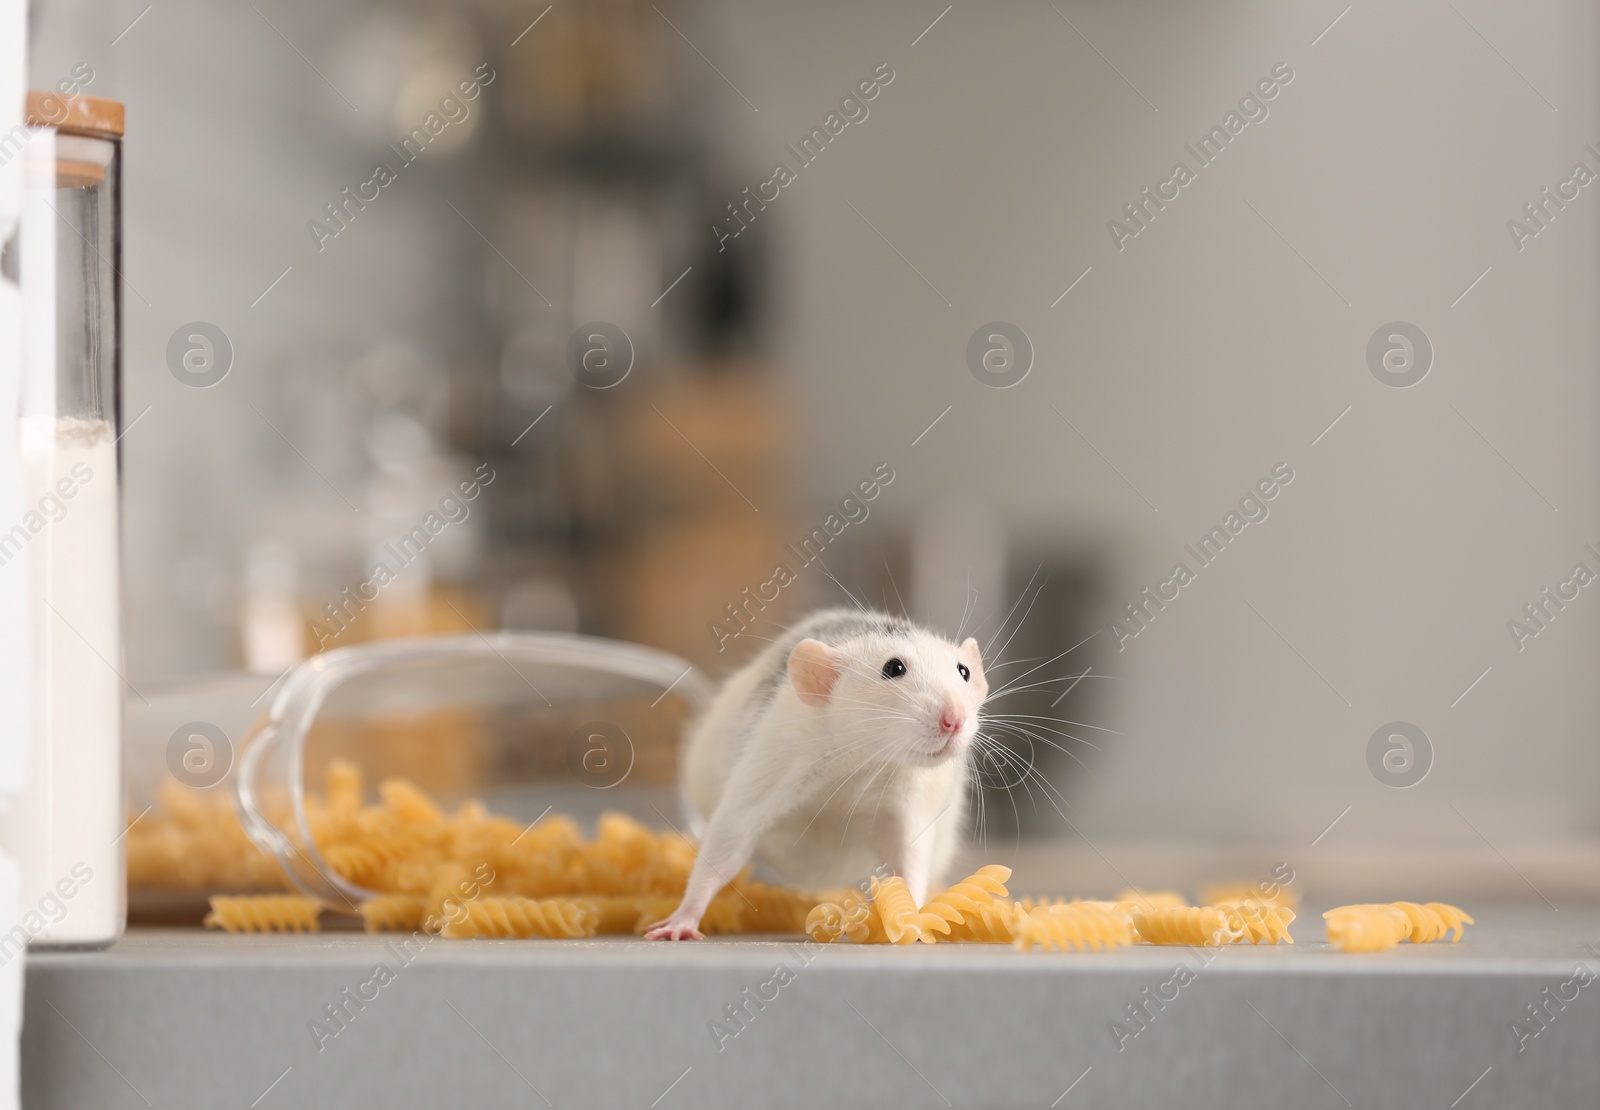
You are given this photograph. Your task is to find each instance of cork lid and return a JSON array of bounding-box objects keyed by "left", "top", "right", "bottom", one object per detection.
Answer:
[{"left": 25, "top": 91, "right": 124, "bottom": 139}]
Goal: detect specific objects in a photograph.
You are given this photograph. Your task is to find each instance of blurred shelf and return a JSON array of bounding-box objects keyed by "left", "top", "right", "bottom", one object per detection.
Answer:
[
  {"left": 23, "top": 909, "right": 1600, "bottom": 1109},
  {"left": 503, "top": 131, "right": 707, "bottom": 181}
]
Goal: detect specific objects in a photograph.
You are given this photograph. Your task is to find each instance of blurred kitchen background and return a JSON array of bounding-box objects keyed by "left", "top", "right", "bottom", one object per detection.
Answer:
[{"left": 27, "top": 0, "right": 1600, "bottom": 882}]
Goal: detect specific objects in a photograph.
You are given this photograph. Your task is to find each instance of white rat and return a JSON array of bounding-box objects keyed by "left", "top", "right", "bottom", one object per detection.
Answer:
[{"left": 645, "top": 608, "right": 989, "bottom": 940}]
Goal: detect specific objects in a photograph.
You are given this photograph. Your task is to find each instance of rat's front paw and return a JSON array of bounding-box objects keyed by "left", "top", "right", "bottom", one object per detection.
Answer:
[{"left": 644, "top": 915, "right": 705, "bottom": 941}]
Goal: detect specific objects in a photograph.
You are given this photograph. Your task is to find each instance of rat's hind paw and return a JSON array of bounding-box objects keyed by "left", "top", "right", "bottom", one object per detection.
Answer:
[{"left": 644, "top": 915, "right": 705, "bottom": 941}]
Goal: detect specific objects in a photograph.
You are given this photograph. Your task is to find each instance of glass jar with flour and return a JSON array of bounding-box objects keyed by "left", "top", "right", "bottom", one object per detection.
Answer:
[{"left": 0, "top": 92, "right": 125, "bottom": 947}]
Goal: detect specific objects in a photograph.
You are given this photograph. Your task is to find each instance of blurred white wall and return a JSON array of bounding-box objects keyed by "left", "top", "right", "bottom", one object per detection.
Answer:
[
  {"left": 31, "top": 0, "right": 525, "bottom": 678},
  {"left": 705, "top": 0, "right": 1600, "bottom": 848},
  {"left": 28, "top": 0, "right": 1600, "bottom": 852}
]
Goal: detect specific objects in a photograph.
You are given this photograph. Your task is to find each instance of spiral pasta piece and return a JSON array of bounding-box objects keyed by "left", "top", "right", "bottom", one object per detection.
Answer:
[
  {"left": 1015, "top": 896, "right": 1071, "bottom": 913},
  {"left": 806, "top": 902, "right": 850, "bottom": 942},
  {"left": 127, "top": 780, "right": 290, "bottom": 893},
  {"left": 379, "top": 778, "right": 446, "bottom": 824},
  {"left": 806, "top": 893, "right": 891, "bottom": 943},
  {"left": 917, "top": 865, "right": 1012, "bottom": 940},
  {"left": 732, "top": 881, "right": 819, "bottom": 934},
  {"left": 847, "top": 899, "right": 890, "bottom": 944},
  {"left": 320, "top": 841, "right": 387, "bottom": 888},
  {"left": 443, "top": 802, "right": 523, "bottom": 868},
  {"left": 1424, "top": 902, "right": 1474, "bottom": 942},
  {"left": 322, "top": 823, "right": 437, "bottom": 889},
  {"left": 699, "top": 894, "right": 748, "bottom": 936},
  {"left": 204, "top": 895, "right": 322, "bottom": 934},
  {"left": 1389, "top": 902, "right": 1450, "bottom": 943},
  {"left": 378, "top": 853, "right": 453, "bottom": 897},
  {"left": 1220, "top": 901, "right": 1296, "bottom": 944},
  {"left": 945, "top": 900, "right": 1023, "bottom": 943},
  {"left": 141, "top": 761, "right": 1072, "bottom": 946},
  {"left": 1015, "top": 903, "right": 1134, "bottom": 952},
  {"left": 1014, "top": 898, "right": 1133, "bottom": 935},
  {"left": 1322, "top": 902, "right": 1473, "bottom": 950},
  {"left": 580, "top": 896, "right": 660, "bottom": 935},
  {"left": 1389, "top": 902, "right": 1474, "bottom": 943},
  {"left": 870, "top": 876, "right": 924, "bottom": 944},
  {"left": 440, "top": 897, "right": 598, "bottom": 939},
  {"left": 1322, "top": 904, "right": 1411, "bottom": 952},
  {"left": 423, "top": 864, "right": 484, "bottom": 932},
  {"left": 856, "top": 899, "right": 890, "bottom": 943},
  {"left": 1132, "top": 905, "right": 1236, "bottom": 946},
  {"left": 359, "top": 895, "right": 426, "bottom": 933}
]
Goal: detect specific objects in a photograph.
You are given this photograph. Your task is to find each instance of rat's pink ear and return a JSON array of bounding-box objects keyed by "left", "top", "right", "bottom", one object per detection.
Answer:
[
  {"left": 958, "top": 637, "right": 989, "bottom": 700},
  {"left": 788, "top": 638, "right": 841, "bottom": 707}
]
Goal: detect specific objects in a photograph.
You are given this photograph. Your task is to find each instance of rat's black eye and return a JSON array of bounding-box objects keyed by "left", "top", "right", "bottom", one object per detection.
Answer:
[
  {"left": 881, "top": 657, "right": 907, "bottom": 679},
  {"left": 957, "top": 662, "right": 971, "bottom": 682}
]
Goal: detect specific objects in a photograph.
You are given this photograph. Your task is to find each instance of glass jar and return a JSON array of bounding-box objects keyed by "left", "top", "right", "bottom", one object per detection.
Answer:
[
  {"left": 233, "top": 632, "right": 712, "bottom": 909},
  {"left": 0, "top": 93, "right": 125, "bottom": 947}
]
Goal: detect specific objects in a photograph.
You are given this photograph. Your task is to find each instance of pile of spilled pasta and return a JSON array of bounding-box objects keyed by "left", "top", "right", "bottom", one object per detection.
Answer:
[{"left": 129, "top": 764, "right": 1471, "bottom": 954}]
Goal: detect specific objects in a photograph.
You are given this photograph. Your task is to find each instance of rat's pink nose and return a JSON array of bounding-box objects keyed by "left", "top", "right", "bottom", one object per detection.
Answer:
[{"left": 939, "top": 709, "right": 964, "bottom": 733}]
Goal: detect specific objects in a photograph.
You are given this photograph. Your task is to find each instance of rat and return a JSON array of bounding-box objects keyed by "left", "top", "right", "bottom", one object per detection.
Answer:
[{"left": 645, "top": 608, "right": 989, "bottom": 940}]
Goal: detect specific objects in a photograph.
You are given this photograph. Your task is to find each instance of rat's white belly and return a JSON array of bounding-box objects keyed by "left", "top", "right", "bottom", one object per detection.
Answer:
[{"left": 756, "top": 762, "right": 965, "bottom": 888}]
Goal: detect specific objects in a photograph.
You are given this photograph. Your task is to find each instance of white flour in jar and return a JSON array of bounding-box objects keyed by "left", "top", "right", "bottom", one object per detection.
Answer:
[{"left": 0, "top": 415, "right": 122, "bottom": 946}]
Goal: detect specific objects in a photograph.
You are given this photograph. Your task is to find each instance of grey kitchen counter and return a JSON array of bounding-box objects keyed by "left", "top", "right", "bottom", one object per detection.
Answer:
[{"left": 22, "top": 906, "right": 1600, "bottom": 1110}]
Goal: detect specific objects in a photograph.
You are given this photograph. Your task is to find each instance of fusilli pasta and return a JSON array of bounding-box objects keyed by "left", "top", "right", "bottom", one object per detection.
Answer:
[
  {"left": 440, "top": 897, "right": 599, "bottom": 939},
  {"left": 204, "top": 894, "right": 321, "bottom": 933},
  {"left": 358, "top": 895, "right": 426, "bottom": 933},
  {"left": 1421, "top": 902, "right": 1473, "bottom": 942},
  {"left": 947, "top": 901, "right": 1023, "bottom": 943},
  {"left": 1323, "top": 902, "right": 1473, "bottom": 951},
  {"left": 917, "top": 865, "right": 1012, "bottom": 940},
  {"left": 1391, "top": 902, "right": 1473, "bottom": 943},
  {"left": 1322, "top": 904, "right": 1411, "bottom": 952},
  {"left": 153, "top": 759, "right": 1472, "bottom": 960},
  {"left": 1132, "top": 905, "right": 1236, "bottom": 946},
  {"left": 581, "top": 896, "right": 662, "bottom": 935},
  {"left": 1015, "top": 903, "right": 1134, "bottom": 952},
  {"left": 870, "top": 875, "right": 924, "bottom": 944},
  {"left": 805, "top": 896, "right": 887, "bottom": 943},
  {"left": 1220, "top": 901, "right": 1296, "bottom": 944},
  {"left": 730, "top": 881, "right": 822, "bottom": 934}
]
